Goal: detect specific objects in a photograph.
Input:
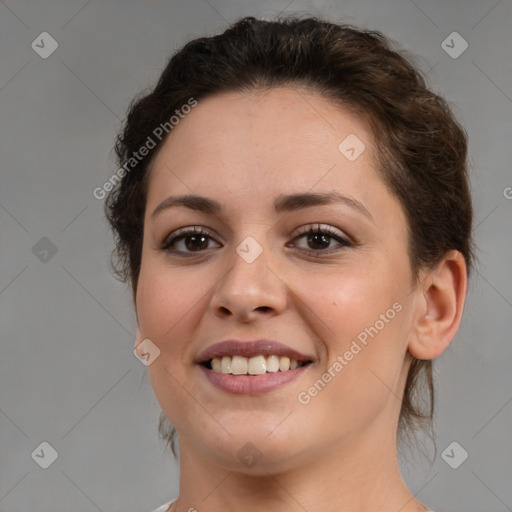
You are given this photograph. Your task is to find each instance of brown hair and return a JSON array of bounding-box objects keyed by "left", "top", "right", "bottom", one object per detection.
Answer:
[{"left": 105, "top": 15, "right": 473, "bottom": 456}]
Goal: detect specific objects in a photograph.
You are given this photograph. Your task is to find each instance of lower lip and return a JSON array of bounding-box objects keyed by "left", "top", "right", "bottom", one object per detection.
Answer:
[{"left": 198, "top": 364, "right": 311, "bottom": 394}]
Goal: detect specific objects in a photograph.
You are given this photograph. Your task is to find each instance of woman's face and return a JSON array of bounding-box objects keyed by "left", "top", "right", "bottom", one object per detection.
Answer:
[{"left": 136, "top": 87, "right": 419, "bottom": 472}]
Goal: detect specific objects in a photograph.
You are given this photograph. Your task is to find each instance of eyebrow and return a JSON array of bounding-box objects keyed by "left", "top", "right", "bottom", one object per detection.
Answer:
[{"left": 151, "top": 191, "right": 373, "bottom": 221}]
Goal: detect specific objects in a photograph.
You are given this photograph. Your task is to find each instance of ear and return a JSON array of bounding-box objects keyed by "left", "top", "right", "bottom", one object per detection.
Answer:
[{"left": 408, "top": 250, "right": 468, "bottom": 360}]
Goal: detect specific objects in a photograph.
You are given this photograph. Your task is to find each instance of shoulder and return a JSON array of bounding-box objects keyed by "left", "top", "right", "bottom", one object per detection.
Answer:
[
  {"left": 148, "top": 501, "right": 437, "bottom": 512},
  {"left": 150, "top": 499, "right": 175, "bottom": 512}
]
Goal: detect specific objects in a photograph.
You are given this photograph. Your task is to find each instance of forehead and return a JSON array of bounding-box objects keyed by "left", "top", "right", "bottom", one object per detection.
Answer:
[
  {"left": 152, "top": 86, "right": 375, "bottom": 164},
  {"left": 145, "top": 87, "right": 402, "bottom": 229}
]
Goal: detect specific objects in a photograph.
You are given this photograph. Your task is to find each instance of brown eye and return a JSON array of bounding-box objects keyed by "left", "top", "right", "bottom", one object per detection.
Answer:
[
  {"left": 160, "top": 227, "right": 221, "bottom": 255},
  {"left": 306, "top": 231, "right": 332, "bottom": 250},
  {"left": 291, "top": 225, "right": 352, "bottom": 254},
  {"left": 182, "top": 234, "right": 209, "bottom": 251}
]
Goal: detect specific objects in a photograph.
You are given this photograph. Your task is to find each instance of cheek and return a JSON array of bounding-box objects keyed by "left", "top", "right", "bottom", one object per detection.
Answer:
[
  {"left": 136, "top": 261, "right": 207, "bottom": 342},
  {"left": 296, "top": 280, "right": 409, "bottom": 437},
  {"left": 135, "top": 263, "right": 207, "bottom": 403},
  {"left": 294, "top": 259, "right": 410, "bottom": 398},
  {"left": 136, "top": 265, "right": 207, "bottom": 430},
  {"left": 296, "top": 261, "right": 405, "bottom": 345}
]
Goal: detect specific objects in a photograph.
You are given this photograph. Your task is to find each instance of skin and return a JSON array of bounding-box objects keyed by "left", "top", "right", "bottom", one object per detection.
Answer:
[{"left": 134, "top": 87, "right": 468, "bottom": 512}]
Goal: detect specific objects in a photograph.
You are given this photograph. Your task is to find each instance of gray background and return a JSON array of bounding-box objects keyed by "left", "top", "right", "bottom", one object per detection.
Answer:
[{"left": 1, "top": 1, "right": 511, "bottom": 511}]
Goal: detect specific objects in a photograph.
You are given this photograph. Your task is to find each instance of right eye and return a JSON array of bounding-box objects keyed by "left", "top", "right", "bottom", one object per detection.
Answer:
[{"left": 160, "top": 226, "right": 222, "bottom": 256}]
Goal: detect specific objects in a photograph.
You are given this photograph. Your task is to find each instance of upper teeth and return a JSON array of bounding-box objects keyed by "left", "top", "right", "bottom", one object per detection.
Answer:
[{"left": 210, "top": 355, "right": 306, "bottom": 375}]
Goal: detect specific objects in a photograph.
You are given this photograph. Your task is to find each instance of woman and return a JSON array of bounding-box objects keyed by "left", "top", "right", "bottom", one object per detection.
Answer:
[{"left": 106, "top": 15, "right": 473, "bottom": 512}]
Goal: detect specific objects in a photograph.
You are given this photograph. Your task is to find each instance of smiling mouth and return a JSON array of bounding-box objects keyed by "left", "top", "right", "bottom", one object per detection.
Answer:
[{"left": 202, "top": 354, "right": 312, "bottom": 376}]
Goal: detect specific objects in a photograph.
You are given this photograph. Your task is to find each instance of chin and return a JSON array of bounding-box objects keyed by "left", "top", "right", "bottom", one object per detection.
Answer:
[{"left": 195, "top": 424, "right": 314, "bottom": 474}]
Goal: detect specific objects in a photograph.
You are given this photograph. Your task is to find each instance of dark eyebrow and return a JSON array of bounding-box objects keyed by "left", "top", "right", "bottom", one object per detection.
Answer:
[
  {"left": 151, "top": 191, "right": 373, "bottom": 220},
  {"left": 274, "top": 191, "right": 373, "bottom": 220},
  {"left": 151, "top": 195, "right": 221, "bottom": 219}
]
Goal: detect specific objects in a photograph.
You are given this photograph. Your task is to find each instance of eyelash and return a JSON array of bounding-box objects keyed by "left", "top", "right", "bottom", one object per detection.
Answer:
[{"left": 159, "top": 224, "right": 353, "bottom": 257}]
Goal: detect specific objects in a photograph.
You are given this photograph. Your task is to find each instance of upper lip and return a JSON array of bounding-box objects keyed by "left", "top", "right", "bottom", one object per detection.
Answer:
[{"left": 195, "top": 339, "right": 314, "bottom": 364}]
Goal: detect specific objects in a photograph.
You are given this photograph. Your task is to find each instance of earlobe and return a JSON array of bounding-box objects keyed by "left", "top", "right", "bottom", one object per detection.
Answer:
[{"left": 408, "top": 250, "right": 468, "bottom": 360}]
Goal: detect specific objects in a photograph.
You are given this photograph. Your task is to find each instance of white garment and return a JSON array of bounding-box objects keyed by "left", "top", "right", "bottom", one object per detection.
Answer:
[
  {"left": 152, "top": 500, "right": 435, "bottom": 511},
  {"left": 151, "top": 499, "right": 175, "bottom": 512}
]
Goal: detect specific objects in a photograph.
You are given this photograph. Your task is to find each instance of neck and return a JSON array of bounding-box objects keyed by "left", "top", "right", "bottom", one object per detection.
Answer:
[{"left": 171, "top": 422, "right": 428, "bottom": 512}]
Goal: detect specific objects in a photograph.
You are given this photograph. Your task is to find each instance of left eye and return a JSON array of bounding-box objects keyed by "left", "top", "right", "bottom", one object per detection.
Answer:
[{"left": 290, "top": 225, "right": 352, "bottom": 253}]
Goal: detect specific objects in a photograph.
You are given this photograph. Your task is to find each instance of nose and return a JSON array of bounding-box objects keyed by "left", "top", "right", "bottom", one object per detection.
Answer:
[{"left": 209, "top": 239, "right": 288, "bottom": 322}]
